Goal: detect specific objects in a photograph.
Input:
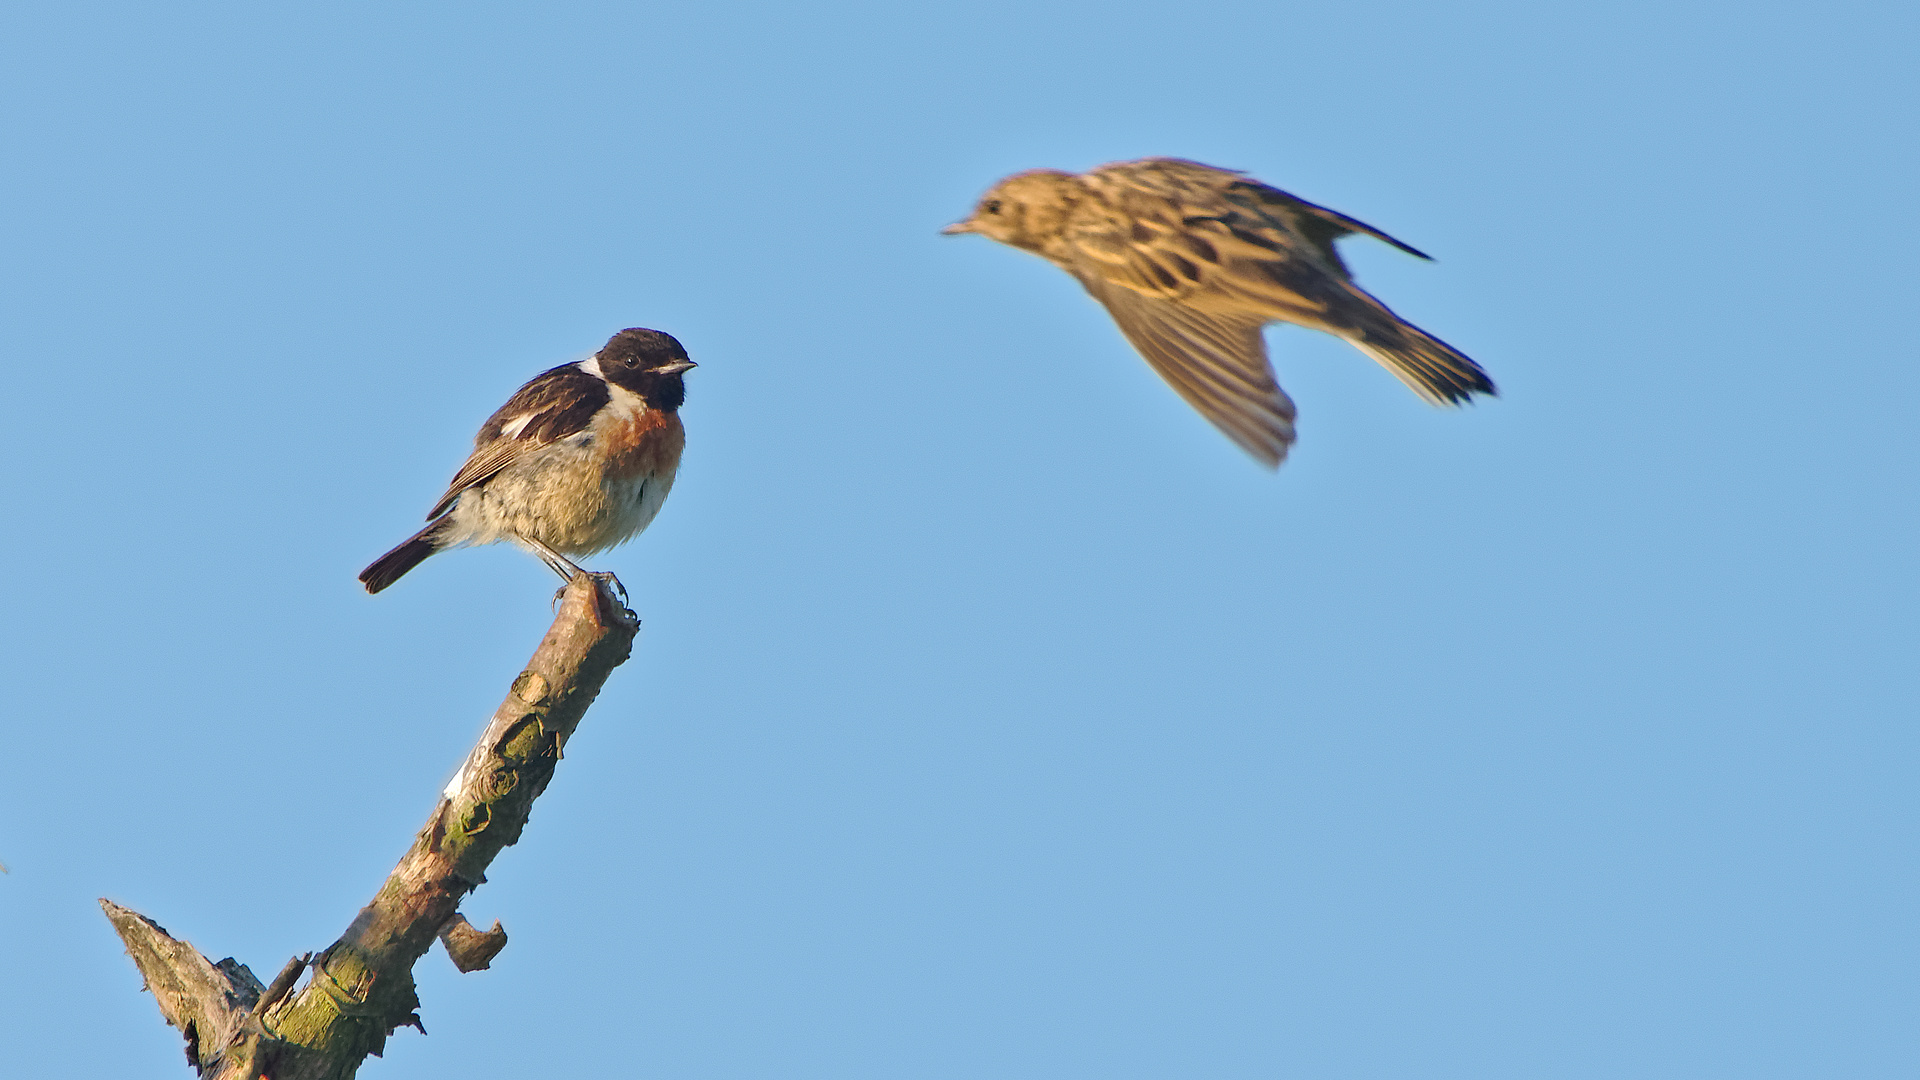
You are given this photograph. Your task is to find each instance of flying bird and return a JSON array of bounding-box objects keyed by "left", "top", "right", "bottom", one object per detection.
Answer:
[
  {"left": 942, "top": 157, "right": 1495, "bottom": 467},
  {"left": 359, "top": 327, "right": 694, "bottom": 594}
]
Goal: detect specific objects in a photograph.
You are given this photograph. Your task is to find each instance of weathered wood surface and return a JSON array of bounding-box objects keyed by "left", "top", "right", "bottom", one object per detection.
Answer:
[{"left": 104, "top": 575, "right": 639, "bottom": 1079}]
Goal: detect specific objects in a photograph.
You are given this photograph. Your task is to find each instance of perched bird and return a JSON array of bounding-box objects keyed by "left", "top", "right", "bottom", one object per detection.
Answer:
[
  {"left": 359, "top": 328, "right": 694, "bottom": 594},
  {"left": 942, "top": 157, "right": 1494, "bottom": 467}
]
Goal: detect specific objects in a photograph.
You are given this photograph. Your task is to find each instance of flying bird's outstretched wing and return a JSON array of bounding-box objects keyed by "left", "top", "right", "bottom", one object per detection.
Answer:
[
  {"left": 1074, "top": 274, "right": 1298, "bottom": 467},
  {"left": 1069, "top": 159, "right": 1494, "bottom": 410}
]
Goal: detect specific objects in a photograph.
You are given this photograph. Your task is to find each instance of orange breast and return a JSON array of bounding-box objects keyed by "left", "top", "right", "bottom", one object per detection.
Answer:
[{"left": 604, "top": 408, "right": 685, "bottom": 482}]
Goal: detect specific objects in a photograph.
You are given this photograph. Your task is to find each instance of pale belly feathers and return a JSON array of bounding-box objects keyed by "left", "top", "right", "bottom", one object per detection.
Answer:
[{"left": 438, "top": 391, "right": 682, "bottom": 556}]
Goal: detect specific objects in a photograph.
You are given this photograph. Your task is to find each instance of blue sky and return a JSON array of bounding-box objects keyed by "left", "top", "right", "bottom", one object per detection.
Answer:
[{"left": 2, "top": 2, "right": 1915, "bottom": 1077}]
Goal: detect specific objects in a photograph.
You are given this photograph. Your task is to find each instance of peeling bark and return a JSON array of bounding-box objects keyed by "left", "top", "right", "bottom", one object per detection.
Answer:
[{"left": 104, "top": 576, "right": 640, "bottom": 1079}]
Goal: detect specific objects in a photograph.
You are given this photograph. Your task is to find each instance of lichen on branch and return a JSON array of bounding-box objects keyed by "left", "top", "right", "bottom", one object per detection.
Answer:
[{"left": 105, "top": 576, "right": 640, "bottom": 1079}]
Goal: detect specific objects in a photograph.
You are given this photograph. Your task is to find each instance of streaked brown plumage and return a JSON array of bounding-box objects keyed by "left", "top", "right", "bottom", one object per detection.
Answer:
[{"left": 942, "top": 157, "right": 1495, "bottom": 467}]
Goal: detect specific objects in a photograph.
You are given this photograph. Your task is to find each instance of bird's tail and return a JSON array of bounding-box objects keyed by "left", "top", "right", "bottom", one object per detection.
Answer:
[
  {"left": 359, "top": 520, "right": 450, "bottom": 594},
  {"left": 1342, "top": 307, "right": 1497, "bottom": 406}
]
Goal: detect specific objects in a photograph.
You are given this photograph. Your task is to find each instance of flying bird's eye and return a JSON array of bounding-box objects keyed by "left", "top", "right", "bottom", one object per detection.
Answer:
[{"left": 982, "top": 199, "right": 1002, "bottom": 215}]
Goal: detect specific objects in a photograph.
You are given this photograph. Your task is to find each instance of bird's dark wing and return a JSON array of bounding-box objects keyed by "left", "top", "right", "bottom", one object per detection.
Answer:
[
  {"left": 425, "top": 363, "right": 609, "bottom": 519},
  {"left": 1227, "top": 179, "right": 1433, "bottom": 273},
  {"left": 1077, "top": 273, "right": 1298, "bottom": 468}
]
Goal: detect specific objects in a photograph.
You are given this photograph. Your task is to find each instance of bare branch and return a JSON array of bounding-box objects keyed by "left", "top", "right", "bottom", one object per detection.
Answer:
[
  {"left": 104, "top": 575, "right": 640, "bottom": 1078},
  {"left": 100, "top": 900, "right": 265, "bottom": 1073}
]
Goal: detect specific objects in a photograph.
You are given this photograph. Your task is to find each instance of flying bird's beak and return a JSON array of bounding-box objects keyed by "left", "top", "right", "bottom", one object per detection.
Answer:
[
  {"left": 655, "top": 360, "right": 697, "bottom": 375},
  {"left": 940, "top": 219, "right": 977, "bottom": 236}
]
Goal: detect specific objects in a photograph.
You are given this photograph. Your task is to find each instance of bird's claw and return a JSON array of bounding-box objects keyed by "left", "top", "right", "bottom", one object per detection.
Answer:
[
  {"left": 584, "top": 571, "right": 637, "bottom": 625},
  {"left": 548, "top": 568, "right": 634, "bottom": 624},
  {"left": 588, "top": 571, "right": 629, "bottom": 605}
]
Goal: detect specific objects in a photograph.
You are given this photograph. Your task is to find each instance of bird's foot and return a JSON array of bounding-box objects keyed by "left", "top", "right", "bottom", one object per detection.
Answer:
[
  {"left": 587, "top": 571, "right": 628, "bottom": 605},
  {"left": 594, "top": 573, "right": 638, "bottom": 627},
  {"left": 547, "top": 567, "right": 634, "bottom": 625}
]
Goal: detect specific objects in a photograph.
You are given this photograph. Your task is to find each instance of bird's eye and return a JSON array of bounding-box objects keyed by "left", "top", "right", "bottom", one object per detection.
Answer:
[
  {"left": 624, "top": 355, "right": 639, "bottom": 367},
  {"left": 982, "top": 199, "right": 1002, "bottom": 215}
]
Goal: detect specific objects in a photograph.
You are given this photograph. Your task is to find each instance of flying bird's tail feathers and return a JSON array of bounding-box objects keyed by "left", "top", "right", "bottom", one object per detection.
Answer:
[
  {"left": 1344, "top": 314, "right": 1496, "bottom": 407},
  {"left": 359, "top": 519, "right": 451, "bottom": 594}
]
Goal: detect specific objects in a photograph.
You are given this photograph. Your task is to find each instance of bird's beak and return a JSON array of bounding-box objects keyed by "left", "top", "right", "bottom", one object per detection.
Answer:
[
  {"left": 655, "top": 360, "right": 697, "bottom": 375},
  {"left": 940, "top": 219, "right": 977, "bottom": 236}
]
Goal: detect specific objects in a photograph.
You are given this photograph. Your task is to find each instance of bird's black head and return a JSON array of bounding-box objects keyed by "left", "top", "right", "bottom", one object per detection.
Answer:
[{"left": 598, "top": 327, "right": 695, "bottom": 411}]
